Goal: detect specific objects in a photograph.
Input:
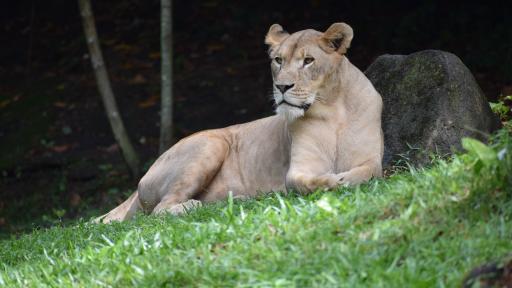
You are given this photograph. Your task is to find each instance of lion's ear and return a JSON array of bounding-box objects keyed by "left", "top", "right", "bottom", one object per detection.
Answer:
[
  {"left": 319, "top": 23, "right": 353, "bottom": 55},
  {"left": 265, "top": 24, "right": 289, "bottom": 48}
]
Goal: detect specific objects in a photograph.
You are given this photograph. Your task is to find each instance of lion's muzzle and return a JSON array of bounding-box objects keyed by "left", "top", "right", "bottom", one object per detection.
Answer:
[{"left": 277, "top": 99, "right": 311, "bottom": 111}]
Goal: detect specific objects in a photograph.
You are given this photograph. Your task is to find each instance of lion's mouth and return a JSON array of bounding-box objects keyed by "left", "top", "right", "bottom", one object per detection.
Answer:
[{"left": 277, "top": 100, "right": 311, "bottom": 111}]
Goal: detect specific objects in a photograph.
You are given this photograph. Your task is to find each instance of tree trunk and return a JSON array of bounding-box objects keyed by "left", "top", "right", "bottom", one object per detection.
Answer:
[
  {"left": 159, "top": 0, "right": 174, "bottom": 154},
  {"left": 78, "top": 0, "right": 140, "bottom": 177}
]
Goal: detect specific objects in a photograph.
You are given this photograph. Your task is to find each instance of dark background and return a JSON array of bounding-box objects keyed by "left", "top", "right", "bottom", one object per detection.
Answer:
[{"left": 1, "top": 0, "right": 511, "bottom": 234}]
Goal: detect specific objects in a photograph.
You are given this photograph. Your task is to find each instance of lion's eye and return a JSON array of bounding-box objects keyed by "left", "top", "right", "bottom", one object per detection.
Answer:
[
  {"left": 274, "top": 57, "right": 283, "bottom": 65},
  {"left": 304, "top": 57, "right": 315, "bottom": 65}
]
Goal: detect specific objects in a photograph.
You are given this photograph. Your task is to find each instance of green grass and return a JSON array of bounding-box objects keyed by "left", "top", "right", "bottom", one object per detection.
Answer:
[{"left": 1, "top": 131, "right": 511, "bottom": 287}]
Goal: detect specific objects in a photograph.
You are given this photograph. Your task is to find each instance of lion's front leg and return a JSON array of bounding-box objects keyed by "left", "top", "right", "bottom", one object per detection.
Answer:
[
  {"left": 285, "top": 172, "right": 342, "bottom": 193},
  {"left": 337, "top": 166, "right": 374, "bottom": 186},
  {"left": 337, "top": 160, "right": 382, "bottom": 186},
  {"left": 286, "top": 160, "right": 381, "bottom": 192}
]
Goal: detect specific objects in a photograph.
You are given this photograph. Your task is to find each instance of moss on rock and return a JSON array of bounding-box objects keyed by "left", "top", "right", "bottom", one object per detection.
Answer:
[{"left": 365, "top": 50, "right": 500, "bottom": 167}]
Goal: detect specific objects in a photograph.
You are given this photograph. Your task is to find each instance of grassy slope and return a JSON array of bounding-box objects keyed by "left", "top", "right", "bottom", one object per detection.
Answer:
[{"left": 0, "top": 131, "right": 511, "bottom": 287}]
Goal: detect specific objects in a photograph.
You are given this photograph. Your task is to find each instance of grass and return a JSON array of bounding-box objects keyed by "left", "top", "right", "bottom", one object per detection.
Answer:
[{"left": 0, "top": 130, "right": 511, "bottom": 287}]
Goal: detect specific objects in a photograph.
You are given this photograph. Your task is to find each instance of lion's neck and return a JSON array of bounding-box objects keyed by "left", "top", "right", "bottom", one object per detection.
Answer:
[{"left": 286, "top": 56, "right": 371, "bottom": 156}]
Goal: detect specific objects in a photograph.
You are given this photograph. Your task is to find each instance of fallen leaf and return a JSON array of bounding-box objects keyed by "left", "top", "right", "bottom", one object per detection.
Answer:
[
  {"left": 69, "top": 193, "right": 81, "bottom": 207},
  {"left": 225, "top": 67, "right": 237, "bottom": 75},
  {"left": 52, "top": 145, "right": 70, "bottom": 153},
  {"left": 104, "top": 143, "right": 119, "bottom": 153},
  {"left": 113, "top": 43, "right": 140, "bottom": 54},
  {"left": 0, "top": 94, "right": 21, "bottom": 109},
  {"left": 130, "top": 74, "right": 147, "bottom": 84},
  {"left": 138, "top": 94, "right": 159, "bottom": 108},
  {"left": 53, "top": 101, "right": 67, "bottom": 108},
  {"left": 149, "top": 52, "right": 160, "bottom": 60},
  {"left": 207, "top": 42, "right": 225, "bottom": 53},
  {"left": 121, "top": 62, "right": 134, "bottom": 69},
  {"left": 0, "top": 100, "right": 11, "bottom": 108}
]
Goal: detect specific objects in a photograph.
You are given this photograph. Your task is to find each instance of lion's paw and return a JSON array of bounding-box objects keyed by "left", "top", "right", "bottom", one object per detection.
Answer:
[
  {"left": 336, "top": 170, "right": 370, "bottom": 186},
  {"left": 171, "top": 199, "right": 202, "bottom": 215}
]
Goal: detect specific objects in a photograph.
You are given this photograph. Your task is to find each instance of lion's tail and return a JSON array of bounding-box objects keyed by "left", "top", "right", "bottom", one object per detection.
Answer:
[{"left": 93, "top": 190, "right": 142, "bottom": 224}]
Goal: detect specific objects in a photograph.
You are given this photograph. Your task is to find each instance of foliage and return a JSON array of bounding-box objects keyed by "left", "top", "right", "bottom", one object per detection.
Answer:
[
  {"left": 490, "top": 95, "right": 512, "bottom": 122},
  {"left": 0, "top": 131, "right": 511, "bottom": 287}
]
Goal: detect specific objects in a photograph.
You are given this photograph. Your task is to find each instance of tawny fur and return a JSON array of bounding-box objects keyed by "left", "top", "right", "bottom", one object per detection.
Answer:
[{"left": 97, "top": 23, "right": 383, "bottom": 223}]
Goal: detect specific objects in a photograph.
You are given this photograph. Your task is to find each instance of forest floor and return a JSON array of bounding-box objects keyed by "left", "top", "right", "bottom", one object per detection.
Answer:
[
  {"left": 1, "top": 1, "right": 511, "bottom": 235},
  {"left": 0, "top": 129, "right": 511, "bottom": 286}
]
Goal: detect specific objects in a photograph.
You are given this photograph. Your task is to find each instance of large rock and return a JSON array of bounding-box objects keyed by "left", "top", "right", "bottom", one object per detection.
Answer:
[{"left": 365, "top": 50, "right": 500, "bottom": 168}]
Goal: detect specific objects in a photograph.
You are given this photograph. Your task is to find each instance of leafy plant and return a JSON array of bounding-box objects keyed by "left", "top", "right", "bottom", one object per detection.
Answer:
[
  {"left": 490, "top": 95, "right": 512, "bottom": 121},
  {"left": 461, "top": 137, "right": 497, "bottom": 172}
]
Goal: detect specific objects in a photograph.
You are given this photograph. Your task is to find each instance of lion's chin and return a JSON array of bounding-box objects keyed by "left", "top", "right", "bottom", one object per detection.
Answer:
[{"left": 275, "top": 105, "right": 305, "bottom": 122}]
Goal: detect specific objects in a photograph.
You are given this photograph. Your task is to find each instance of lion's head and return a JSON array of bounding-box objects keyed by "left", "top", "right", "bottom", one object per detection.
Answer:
[{"left": 265, "top": 23, "right": 354, "bottom": 121}]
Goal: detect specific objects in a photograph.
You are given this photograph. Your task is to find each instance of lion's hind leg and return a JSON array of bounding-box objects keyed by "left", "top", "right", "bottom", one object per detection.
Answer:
[
  {"left": 148, "top": 134, "right": 230, "bottom": 216},
  {"left": 153, "top": 199, "right": 202, "bottom": 216},
  {"left": 95, "top": 190, "right": 142, "bottom": 223}
]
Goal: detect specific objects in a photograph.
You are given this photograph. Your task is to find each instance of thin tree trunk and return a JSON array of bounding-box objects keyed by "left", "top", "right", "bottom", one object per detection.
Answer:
[
  {"left": 159, "top": 0, "right": 174, "bottom": 154},
  {"left": 78, "top": 0, "right": 140, "bottom": 177}
]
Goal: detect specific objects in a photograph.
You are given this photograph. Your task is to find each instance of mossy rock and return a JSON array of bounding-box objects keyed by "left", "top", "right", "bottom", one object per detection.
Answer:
[{"left": 365, "top": 50, "right": 501, "bottom": 167}]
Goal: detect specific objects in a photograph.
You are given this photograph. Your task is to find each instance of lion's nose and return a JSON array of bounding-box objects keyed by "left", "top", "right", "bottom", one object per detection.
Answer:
[{"left": 275, "top": 84, "right": 294, "bottom": 94}]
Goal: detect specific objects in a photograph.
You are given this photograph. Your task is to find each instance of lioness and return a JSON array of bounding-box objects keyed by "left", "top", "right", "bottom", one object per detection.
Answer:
[{"left": 98, "top": 23, "right": 383, "bottom": 223}]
